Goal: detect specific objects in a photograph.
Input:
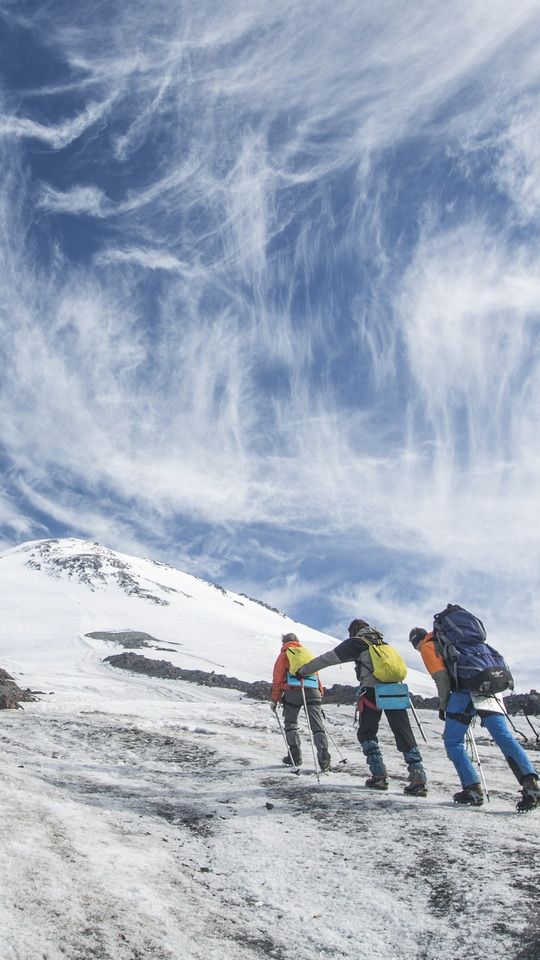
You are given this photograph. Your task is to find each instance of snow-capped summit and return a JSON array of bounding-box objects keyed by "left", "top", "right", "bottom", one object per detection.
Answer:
[{"left": 12, "top": 537, "right": 196, "bottom": 605}]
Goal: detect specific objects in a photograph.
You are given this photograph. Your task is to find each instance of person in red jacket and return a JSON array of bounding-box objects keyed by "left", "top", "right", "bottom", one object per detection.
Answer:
[{"left": 271, "top": 633, "right": 331, "bottom": 771}]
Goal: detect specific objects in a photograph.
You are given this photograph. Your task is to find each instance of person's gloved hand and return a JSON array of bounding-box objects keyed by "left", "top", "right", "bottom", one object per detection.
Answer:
[
  {"left": 295, "top": 671, "right": 304, "bottom": 681},
  {"left": 270, "top": 702, "right": 278, "bottom": 712},
  {"left": 438, "top": 709, "right": 446, "bottom": 721}
]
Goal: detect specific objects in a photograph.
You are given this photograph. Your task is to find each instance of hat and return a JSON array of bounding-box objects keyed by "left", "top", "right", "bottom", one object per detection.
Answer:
[
  {"left": 281, "top": 633, "right": 298, "bottom": 644},
  {"left": 348, "top": 619, "right": 369, "bottom": 636},
  {"left": 409, "top": 627, "right": 427, "bottom": 647}
]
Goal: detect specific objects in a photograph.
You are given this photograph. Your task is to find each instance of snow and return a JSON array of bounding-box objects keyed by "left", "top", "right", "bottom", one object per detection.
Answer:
[{"left": 0, "top": 539, "right": 538, "bottom": 960}]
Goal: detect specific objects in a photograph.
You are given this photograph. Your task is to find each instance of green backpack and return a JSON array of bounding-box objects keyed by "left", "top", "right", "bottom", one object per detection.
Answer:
[{"left": 363, "top": 633, "right": 407, "bottom": 683}]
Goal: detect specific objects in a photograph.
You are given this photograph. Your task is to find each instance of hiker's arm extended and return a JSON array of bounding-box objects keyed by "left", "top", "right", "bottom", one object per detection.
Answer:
[
  {"left": 297, "top": 649, "right": 341, "bottom": 675},
  {"left": 432, "top": 668, "right": 451, "bottom": 710},
  {"left": 298, "top": 637, "right": 363, "bottom": 676}
]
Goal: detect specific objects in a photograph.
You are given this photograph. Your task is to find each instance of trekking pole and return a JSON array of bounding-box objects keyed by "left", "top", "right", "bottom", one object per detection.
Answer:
[
  {"left": 409, "top": 699, "right": 428, "bottom": 744},
  {"left": 467, "top": 723, "right": 490, "bottom": 803},
  {"left": 523, "top": 712, "right": 540, "bottom": 742},
  {"left": 300, "top": 680, "right": 321, "bottom": 784},
  {"left": 320, "top": 709, "right": 348, "bottom": 764},
  {"left": 273, "top": 708, "right": 300, "bottom": 775},
  {"left": 494, "top": 696, "right": 529, "bottom": 743}
]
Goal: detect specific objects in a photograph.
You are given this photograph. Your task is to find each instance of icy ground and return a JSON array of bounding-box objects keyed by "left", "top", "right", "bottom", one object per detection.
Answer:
[
  {"left": 0, "top": 669, "right": 539, "bottom": 960},
  {"left": 0, "top": 539, "right": 538, "bottom": 960}
]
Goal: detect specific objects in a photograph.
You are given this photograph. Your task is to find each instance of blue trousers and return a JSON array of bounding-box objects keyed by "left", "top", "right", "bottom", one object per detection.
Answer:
[{"left": 444, "top": 691, "right": 537, "bottom": 788}]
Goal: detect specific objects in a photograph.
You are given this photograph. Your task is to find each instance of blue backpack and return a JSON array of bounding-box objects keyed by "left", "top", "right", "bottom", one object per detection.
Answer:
[{"left": 433, "top": 604, "right": 514, "bottom": 695}]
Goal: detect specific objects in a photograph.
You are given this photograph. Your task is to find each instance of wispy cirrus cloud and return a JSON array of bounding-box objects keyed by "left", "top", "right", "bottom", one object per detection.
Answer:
[
  {"left": 38, "top": 184, "right": 110, "bottom": 216},
  {"left": 94, "top": 247, "right": 190, "bottom": 272},
  {"left": 0, "top": 95, "right": 117, "bottom": 148}
]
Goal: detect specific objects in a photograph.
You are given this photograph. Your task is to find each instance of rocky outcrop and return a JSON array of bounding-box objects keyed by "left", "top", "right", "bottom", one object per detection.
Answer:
[
  {"left": 504, "top": 690, "right": 540, "bottom": 716},
  {"left": 409, "top": 694, "right": 441, "bottom": 711},
  {"left": 0, "top": 668, "right": 36, "bottom": 709},
  {"left": 103, "top": 652, "right": 270, "bottom": 698},
  {"left": 322, "top": 683, "right": 357, "bottom": 705},
  {"left": 86, "top": 631, "right": 158, "bottom": 648}
]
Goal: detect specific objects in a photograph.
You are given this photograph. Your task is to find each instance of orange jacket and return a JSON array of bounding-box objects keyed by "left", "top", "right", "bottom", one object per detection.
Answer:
[
  {"left": 271, "top": 640, "right": 324, "bottom": 702},
  {"left": 417, "top": 631, "right": 451, "bottom": 708},
  {"left": 417, "top": 631, "right": 445, "bottom": 675}
]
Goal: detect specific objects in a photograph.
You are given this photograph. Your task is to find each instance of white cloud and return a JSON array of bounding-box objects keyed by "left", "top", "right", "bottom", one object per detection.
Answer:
[
  {"left": 95, "top": 247, "right": 190, "bottom": 272},
  {"left": 0, "top": 488, "right": 42, "bottom": 541},
  {"left": 494, "top": 95, "right": 540, "bottom": 221},
  {"left": 0, "top": 95, "right": 117, "bottom": 150},
  {"left": 38, "top": 185, "right": 109, "bottom": 217}
]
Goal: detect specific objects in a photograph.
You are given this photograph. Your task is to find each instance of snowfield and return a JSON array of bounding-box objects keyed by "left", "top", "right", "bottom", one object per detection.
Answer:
[{"left": 0, "top": 540, "right": 538, "bottom": 960}]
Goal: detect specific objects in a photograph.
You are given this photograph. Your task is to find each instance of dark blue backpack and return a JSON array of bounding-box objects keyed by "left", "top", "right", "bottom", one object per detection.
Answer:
[{"left": 433, "top": 604, "right": 514, "bottom": 695}]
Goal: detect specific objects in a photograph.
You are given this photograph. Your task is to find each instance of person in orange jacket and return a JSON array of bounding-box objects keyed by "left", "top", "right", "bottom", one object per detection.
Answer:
[
  {"left": 409, "top": 626, "right": 540, "bottom": 810},
  {"left": 271, "top": 633, "right": 331, "bottom": 771}
]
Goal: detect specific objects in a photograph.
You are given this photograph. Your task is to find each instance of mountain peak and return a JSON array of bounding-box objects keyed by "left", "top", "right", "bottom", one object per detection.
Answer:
[{"left": 6, "top": 537, "right": 175, "bottom": 605}]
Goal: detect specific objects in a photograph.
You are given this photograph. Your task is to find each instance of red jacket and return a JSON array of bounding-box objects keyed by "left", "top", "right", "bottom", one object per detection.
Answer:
[{"left": 271, "top": 640, "right": 324, "bottom": 703}]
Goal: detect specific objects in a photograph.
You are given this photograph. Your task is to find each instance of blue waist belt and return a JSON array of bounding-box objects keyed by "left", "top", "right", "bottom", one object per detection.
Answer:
[{"left": 287, "top": 672, "right": 318, "bottom": 688}]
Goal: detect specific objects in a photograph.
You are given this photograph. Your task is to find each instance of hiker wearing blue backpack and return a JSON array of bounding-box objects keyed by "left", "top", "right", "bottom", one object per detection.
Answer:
[
  {"left": 297, "top": 619, "right": 428, "bottom": 796},
  {"left": 409, "top": 604, "right": 540, "bottom": 812}
]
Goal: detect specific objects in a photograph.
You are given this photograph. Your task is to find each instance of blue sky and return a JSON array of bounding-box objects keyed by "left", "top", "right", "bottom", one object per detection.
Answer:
[{"left": 1, "top": 1, "right": 540, "bottom": 683}]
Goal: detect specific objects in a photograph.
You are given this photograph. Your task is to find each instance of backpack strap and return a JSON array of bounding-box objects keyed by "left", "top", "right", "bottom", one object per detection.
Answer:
[
  {"left": 433, "top": 621, "right": 460, "bottom": 689},
  {"left": 446, "top": 708, "right": 474, "bottom": 726},
  {"left": 356, "top": 629, "right": 384, "bottom": 647}
]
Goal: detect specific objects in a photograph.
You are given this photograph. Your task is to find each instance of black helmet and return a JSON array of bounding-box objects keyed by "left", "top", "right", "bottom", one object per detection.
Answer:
[
  {"left": 348, "top": 619, "right": 369, "bottom": 637},
  {"left": 409, "top": 627, "right": 427, "bottom": 647}
]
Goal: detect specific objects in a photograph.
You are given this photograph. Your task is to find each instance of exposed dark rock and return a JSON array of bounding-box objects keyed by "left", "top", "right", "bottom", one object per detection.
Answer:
[
  {"left": 24, "top": 542, "right": 172, "bottom": 605},
  {"left": 238, "top": 594, "right": 287, "bottom": 617},
  {"left": 104, "top": 652, "right": 259, "bottom": 694},
  {"left": 0, "top": 668, "right": 36, "bottom": 709},
  {"left": 410, "top": 694, "right": 440, "bottom": 710},
  {"left": 245, "top": 680, "right": 272, "bottom": 700},
  {"left": 322, "top": 683, "right": 358, "bottom": 705},
  {"left": 85, "top": 631, "right": 158, "bottom": 648},
  {"left": 504, "top": 690, "right": 540, "bottom": 716}
]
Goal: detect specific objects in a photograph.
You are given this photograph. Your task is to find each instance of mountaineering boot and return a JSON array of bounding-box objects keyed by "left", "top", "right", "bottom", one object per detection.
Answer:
[
  {"left": 282, "top": 745, "right": 302, "bottom": 767},
  {"left": 453, "top": 784, "right": 484, "bottom": 806},
  {"left": 404, "top": 781, "right": 428, "bottom": 797},
  {"left": 517, "top": 774, "right": 540, "bottom": 813},
  {"left": 365, "top": 776, "right": 389, "bottom": 791},
  {"left": 282, "top": 754, "right": 302, "bottom": 767},
  {"left": 403, "top": 748, "right": 427, "bottom": 797},
  {"left": 318, "top": 749, "right": 331, "bottom": 772},
  {"left": 361, "top": 738, "right": 388, "bottom": 779}
]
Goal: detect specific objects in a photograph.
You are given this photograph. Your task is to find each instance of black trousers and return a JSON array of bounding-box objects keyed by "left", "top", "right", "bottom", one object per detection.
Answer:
[{"left": 357, "top": 688, "right": 417, "bottom": 753}]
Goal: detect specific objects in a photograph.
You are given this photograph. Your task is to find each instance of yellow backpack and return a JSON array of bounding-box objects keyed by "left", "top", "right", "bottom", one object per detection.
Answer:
[
  {"left": 363, "top": 635, "right": 407, "bottom": 683},
  {"left": 284, "top": 643, "right": 317, "bottom": 674}
]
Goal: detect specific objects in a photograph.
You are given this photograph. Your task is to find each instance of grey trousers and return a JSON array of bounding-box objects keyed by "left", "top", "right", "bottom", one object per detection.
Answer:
[{"left": 282, "top": 690, "right": 329, "bottom": 760}]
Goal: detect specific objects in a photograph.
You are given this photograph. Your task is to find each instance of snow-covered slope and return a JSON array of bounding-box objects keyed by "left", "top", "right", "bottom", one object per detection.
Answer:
[{"left": 0, "top": 537, "right": 434, "bottom": 697}]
